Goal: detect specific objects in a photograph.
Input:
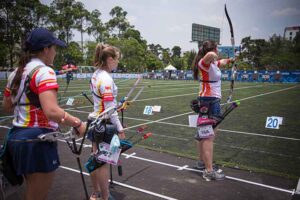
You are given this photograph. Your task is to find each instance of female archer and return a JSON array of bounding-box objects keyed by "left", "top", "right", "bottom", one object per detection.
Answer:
[
  {"left": 192, "top": 40, "right": 234, "bottom": 181},
  {"left": 87, "top": 44, "right": 125, "bottom": 200},
  {"left": 2, "top": 27, "right": 86, "bottom": 200}
]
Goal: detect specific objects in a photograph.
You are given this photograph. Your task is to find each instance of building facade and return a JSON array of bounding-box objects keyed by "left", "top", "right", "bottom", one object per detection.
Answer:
[{"left": 284, "top": 26, "right": 300, "bottom": 41}]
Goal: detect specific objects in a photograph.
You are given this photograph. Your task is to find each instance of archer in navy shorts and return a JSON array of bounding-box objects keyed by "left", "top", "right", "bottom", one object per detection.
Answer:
[{"left": 7, "top": 127, "right": 60, "bottom": 176}]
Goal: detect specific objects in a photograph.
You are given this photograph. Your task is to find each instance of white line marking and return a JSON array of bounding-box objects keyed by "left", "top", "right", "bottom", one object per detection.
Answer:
[
  {"left": 125, "top": 152, "right": 136, "bottom": 159},
  {"left": 1, "top": 123, "right": 295, "bottom": 158},
  {"left": 121, "top": 153, "right": 294, "bottom": 194},
  {"left": 0, "top": 115, "right": 14, "bottom": 119},
  {"left": 177, "top": 165, "right": 189, "bottom": 170},
  {"left": 134, "top": 85, "right": 261, "bottom": 102},
  {"left": 64, "top": 84, "right": 290, "bottom": 113},
  {"left": 59, "top": 165, "right": 178, "bottom": 200},
  {"left": 0, "top": 122, "right": 296, "bottom": 195},
  {"left": 218, "top": 129, "right": 300, "bottom": 141},
  {"left": 0, "top": 125, "right": 10, "bottom": 129},
  {"left": 124, "top": 111, "right": 193, "bottom": 130},
  {"left": 66, "top": 106, "right": 300, "bottom": 142},
  {"left": 57, "top": 82, "right": 200, "bottom": 93},
  {"left": 230, "top": 85, "right": 297, "bottom": 103}
]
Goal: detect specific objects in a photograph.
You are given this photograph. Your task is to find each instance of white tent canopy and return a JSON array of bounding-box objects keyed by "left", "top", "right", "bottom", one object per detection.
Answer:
[{"left": 164, "top": 64, "right": 177, "bottom": 71}]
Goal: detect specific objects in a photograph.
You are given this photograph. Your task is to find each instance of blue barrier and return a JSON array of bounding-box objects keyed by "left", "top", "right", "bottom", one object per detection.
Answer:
[{"left": 143, "top": 70, "right": 300, "bottom": 83}]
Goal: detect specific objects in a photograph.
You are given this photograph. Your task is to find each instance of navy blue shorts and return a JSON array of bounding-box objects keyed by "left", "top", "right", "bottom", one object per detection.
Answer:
[
  {"left": 198, "top": 96, "right": 221, "bottom": 117},
  {"left": 7, "top": 127, "right": 60, "bottom": 176}
]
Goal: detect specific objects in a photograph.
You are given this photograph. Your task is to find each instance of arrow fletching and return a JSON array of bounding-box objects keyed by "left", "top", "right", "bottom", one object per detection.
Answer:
[{"left": 143, "top": 132, "right": 152, "bottom": 139}]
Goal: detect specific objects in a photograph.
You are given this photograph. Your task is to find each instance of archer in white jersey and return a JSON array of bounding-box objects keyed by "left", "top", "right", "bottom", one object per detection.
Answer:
[
  {"left": 2, "top": 27, "right": 86, "bottom": 200},
  {"left": 192, "top": 40, "right": 234, "bottom": 181},
  {"left": 87, "top": 44, "right": 124, "bottom": 200},
  {"left": 5, "top": 58, "right": 59, "bottom": 129},
  {"left": 89, "top": 68, "right": 123, "bottom": 132}
]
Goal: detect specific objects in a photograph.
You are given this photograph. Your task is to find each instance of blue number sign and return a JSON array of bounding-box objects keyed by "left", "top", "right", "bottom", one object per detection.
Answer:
[
  {"left": 265, "top": 117, "right": 280, "bottom": 129},
  {"left": 143, "top": 106, "right": 153, "bottom": 115}
]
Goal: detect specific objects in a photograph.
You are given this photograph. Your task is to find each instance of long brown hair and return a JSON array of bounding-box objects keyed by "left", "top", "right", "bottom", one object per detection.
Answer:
[
  {"left": 191, "top": 40, "right": 217, "bottom": 80},
  {"left": 93, "top": 44, "right": 120, "bottom": 71}
]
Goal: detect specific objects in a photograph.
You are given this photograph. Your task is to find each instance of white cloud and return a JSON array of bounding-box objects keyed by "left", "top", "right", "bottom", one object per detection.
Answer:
[{"left": 271, "top": 7, "right": 300, "bottom": 16}]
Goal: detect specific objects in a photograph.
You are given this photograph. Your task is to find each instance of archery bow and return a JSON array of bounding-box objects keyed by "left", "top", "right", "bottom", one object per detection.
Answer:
[{"left": 225, "top": 4, "right": 236, "bottom": 103}]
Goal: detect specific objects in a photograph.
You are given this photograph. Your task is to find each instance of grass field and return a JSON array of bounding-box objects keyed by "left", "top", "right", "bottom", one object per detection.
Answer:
[{"left": 0, "top": 78, "right": 299, "bottom": 179}]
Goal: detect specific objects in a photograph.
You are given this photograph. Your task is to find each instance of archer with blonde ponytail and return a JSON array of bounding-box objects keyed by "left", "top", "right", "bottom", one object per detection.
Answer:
[{"left": 87, "top": 43, "right": 125, "bottom": 200}]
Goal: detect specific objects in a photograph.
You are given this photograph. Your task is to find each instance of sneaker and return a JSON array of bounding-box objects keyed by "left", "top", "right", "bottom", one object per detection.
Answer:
[
  {"left": 202, "top": 169, "right": 225, "bottom": 181},
  {"left": 195, "top": 160, "right": 205, "bottom": 170},
  {"left": 195, "top": 161, "right": 219, "bottom": 171},
  {"left": 90, "top": 192, "right": 101, "bottom": 200}
]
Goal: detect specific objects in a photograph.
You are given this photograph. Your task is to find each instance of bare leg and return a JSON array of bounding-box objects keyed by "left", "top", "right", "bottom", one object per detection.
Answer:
[
  {"left": 196, "top": 140, "right": 203, "bottom": 161},
  {"left": 24, "top": 171, "right": 55, "bottom": 200},
  {"left": 201, "top": 137, "right": 214, "bottom": 172},
  {"left": 90, "top": 143, "right": 101, "bottom": 195},
  {"left": 90, "top": 170, "right": 100, "bottom": 194},
  {"left": 97, "top": 164, "right": 109, "bottom": 200}
]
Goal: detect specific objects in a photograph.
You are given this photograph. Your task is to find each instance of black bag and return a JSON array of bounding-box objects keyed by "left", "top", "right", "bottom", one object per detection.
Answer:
[
  {"left": 190, "top": 99, "right": 200, "bottom": 113},
  {"left": 0, "top": 141, "right": 23, "bottom": 186},
  {"left": 92, "top": 120, "right": 117, "bottom": 145}
]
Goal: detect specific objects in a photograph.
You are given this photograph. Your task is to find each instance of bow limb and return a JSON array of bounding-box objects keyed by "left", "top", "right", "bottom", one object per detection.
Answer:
[
  {"left": 225, "top": 4, "right": 236, "bottom": 103},
  {"left": 225, "top": 4, "right": 235, "bottom": 49}
]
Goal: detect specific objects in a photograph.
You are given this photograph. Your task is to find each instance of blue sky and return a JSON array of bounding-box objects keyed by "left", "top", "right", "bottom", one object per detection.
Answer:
[{"left": 41, "top": 0, "right": 300, "bottom": 52}]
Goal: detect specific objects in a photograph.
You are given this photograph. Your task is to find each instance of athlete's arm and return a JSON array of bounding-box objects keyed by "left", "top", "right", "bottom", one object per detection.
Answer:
[
  {"left": 2, "top": 96, "right": 14, "bottom": 113},
  {"left": 218, "top": 58, "right": 235, "bottom": 67},
  {"left": 202, "top": 51, "right": 218, "bottom": 66},
  {"left": 39, "top": 90, "right": 86, "bottom": 135}
]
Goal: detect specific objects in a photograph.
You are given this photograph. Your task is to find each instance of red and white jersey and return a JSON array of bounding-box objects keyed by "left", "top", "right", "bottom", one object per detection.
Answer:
[
  {"left": 4, "top": 58, "right": 59, "bottom": 129},
  {"left": 89, "top": 69, "right": 123, "bottom": 132},
  {"left": 198, "top": 58, "right": 222, "bottom": 98}
]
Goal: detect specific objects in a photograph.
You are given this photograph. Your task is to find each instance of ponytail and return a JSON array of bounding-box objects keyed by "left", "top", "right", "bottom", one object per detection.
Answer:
[
  {"left": 192, "top": 48, "right": 204, "bottom": 80},
  {"left": 191, "top": 40, "right": 217, "bottom": 80},
  {"left": 11, "top": 42, "right": 39, "bottom": 96},
  {"left": 94, "top": 44, "right": 120, "bottom": 70},
  {"left": 11, "top": 51, "right": 32, "bottom": 96}
]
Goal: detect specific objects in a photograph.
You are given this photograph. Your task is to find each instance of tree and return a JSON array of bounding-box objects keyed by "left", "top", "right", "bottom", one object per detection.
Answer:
[
  {"left": 107, "top": 37, "right": 146, "bottom": 72},
  {"left": 0, "top": 0, "right": 49, "bottom": 67},
  {"left": 171, "top": 57, "right": 184, "bottom": 70},
  {"left": 49, "top": 0, "right": 77, "bottom": 45},
  {"left": 85, "top": 41, "right": 97, "bottom": 66},
  {"left": 148, "top": 43, "right": 163, "bottom": 58},
  {"left": 161, "top": 48, "right": 171, "bottom": 65},
  {"left": 144, "top": 52, "right": 163, "bottom": 71},
  {"left": 67, "top": 41, "right": 84, "bottom": 64},
  {"left": 124, "top": 28, "right": 144, "bottom": 44},
  {"left": 106, "top": 6, "right": 132, "bottom": 37},
  {"left": 182, "top": 50, "right": 196, "bottom": 70},
  {"left": 171, "top": 46, "right": 181, "bottom": 58},
  {"left": 72, "top": 1, "right": 90, "bottom": 52},
  {"left": 86, "top": 9, "right": 107, "bottom": 43}
]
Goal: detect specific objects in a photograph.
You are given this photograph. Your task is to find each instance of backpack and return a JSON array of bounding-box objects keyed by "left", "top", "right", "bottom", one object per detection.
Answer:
[{"left": 0, "top": 130, "right": 23, "bottom": 186}]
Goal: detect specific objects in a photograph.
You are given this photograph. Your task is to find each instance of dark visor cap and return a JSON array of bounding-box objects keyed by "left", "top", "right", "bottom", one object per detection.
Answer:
[{"left": 26, "top": 27, "right": 67, "bottom": 51}]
